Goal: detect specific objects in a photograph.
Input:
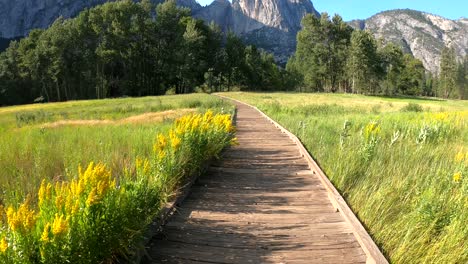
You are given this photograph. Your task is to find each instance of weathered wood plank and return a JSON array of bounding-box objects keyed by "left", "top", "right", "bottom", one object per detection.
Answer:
[{"left": 143, "top": 98, "right": 384, "bottom": 264}]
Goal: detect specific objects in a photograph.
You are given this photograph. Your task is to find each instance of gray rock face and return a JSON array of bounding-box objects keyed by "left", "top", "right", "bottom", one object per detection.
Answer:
[
  {"left": 0, "top": 0, "right": 315, "bottom": 63},
  {"left": 230, "top": 0, "right": 318, "bottom": 33},
  {"left": 192, "top": 0, "right": 318, "bottom": 63},
  {"left": 0, "top": 0, "right": 109, "bottom": 38},
  {"left": 0, "top": 0, "right": 201, "bottom": 38},
  {"left": 350, "top": 9, "right": 468, "bottom": 74}
]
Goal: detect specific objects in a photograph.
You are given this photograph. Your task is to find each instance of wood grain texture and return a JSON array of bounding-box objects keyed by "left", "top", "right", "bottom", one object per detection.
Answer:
[{"left": 143, "top": 99, "right": 386, "bottom": 264}]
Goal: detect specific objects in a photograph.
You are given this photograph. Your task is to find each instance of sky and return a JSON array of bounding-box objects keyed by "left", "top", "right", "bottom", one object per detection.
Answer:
[{"left": 196, "top": 0, "right": 467, "bottom": 21}]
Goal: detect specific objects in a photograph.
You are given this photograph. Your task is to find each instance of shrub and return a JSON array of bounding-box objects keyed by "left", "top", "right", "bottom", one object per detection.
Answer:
[{"left": 401, "top": 103, "right": 424, "bottom": 112}]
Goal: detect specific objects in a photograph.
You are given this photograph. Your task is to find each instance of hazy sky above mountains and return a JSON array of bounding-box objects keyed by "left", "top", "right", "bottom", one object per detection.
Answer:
[
  {"left": 312, "top": 0, "right": 466, "bottom": 20},
  {"left": 196, "top": 0, "right": 467, "bottom": 21}
]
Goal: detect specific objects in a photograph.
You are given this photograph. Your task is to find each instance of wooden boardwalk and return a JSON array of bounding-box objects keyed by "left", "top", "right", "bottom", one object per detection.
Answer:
[{"left": 143, "top": 100, "right": 386, "bottom": 264}]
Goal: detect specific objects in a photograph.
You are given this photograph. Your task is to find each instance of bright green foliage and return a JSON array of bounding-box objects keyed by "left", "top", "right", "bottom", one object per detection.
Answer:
[
  {"left": 222, "top": 92, "right": 468, "bottom": 263},
  {"left": 287, "top": 13, "right": 352, "bottom": 92},
  {"left": 0, "top": 94, "right": 229, "bottom": 201},
  {"left": 288, "top": 13, "right": 434, "bottom": 97},
  {"left": 347, "top": 30, "right": 382, "bottom": 94},
  {"left": 398, "top": 54, "right": 426, "bottom": 95},
  {"left": 438, "top": 47, "right": 458, "bottom": 98},
  {"left": 0, "top": 0, "right": 284, "bottom": 106}
]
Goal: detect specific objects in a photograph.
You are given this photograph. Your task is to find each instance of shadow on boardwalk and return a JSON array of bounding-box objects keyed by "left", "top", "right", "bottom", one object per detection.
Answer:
[{"left": 142, "top": 102, "right": 366, "bottom": 264}]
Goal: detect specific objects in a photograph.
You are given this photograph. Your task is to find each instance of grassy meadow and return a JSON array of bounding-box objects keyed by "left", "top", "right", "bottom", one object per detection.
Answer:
[
  {"left": 220, "top": 92, "right": 468, "bottom": 263},
  {"left": 0, "top": 94, "right": 235, "bottom": 263}
]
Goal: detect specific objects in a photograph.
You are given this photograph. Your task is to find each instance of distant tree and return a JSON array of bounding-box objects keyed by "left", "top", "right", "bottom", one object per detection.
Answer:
[
  {"left": 346, "top": 30, "right": 381, "bottom": 94},
  {"left": 398, "top": 54, "right": 425, "bottom": 96},
  {"left": 456, "top": 55, "right": 467, "bottom": 99},
  {"left": 329, "top": 14, "right": 353, "bottom": 92},
  {"left": 379, "top": 42, "right": 404, "bottom": 95},
  {"left": 439, "top": 46, "right": 458, "bottom": 98},
  {"left": 225, "top": 32, "right": 246, "bottom": 90}
]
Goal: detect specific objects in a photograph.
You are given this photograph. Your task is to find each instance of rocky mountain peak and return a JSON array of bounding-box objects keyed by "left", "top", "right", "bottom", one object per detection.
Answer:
[
  {"left": 350, "top": 9, "right": 468, "bottom": 74},
  {"left": 230, "top": 0, "right": 318, "bottom": 33}
]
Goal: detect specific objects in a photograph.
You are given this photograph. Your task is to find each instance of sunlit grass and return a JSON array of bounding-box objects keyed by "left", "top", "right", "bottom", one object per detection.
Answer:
[
  {"left": 220, "top": 92, "right": 468, "bottom": 263},
  {"left": 0, "top": 94, "right": 235, "bottom": 263},
  {"left": 0, "top": 94, "right": 231, "bottom": 203}
]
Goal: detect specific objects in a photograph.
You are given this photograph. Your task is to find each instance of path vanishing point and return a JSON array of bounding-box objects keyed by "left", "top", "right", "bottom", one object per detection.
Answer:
[{"left": 143, "top": 99, "right": 388, "bottom": 264}]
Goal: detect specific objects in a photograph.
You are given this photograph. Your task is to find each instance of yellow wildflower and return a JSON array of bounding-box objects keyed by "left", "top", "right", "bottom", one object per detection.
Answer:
[
  {"left": 230, "top": 137, "right": 239, "bottom": 146},
  {"left": 86, "top": 187, "right": 99, "bottom": 207},
  {"left": 52, "top": 214, "right": 69, "bottom": 236},
  {"left": 71, "top": 200, "right": 80, "bottom": 215},
  {"left": 6, "top": 206, "right": 20, "bottom": 231},
  {"left": 203, "top": 110, "right": 213, "bottom": 122},
  {"left": 153, "top": 134, "right": 167, "bottom": 153},
  {"left": 21, "top": 209, "right": 36, "bottom": 231},
  {"left": 169, "top": 130, "right": 181, "bottom": 150},
  {"left": 80, "top": 162, "right": 94, "bottom": 186},
  {"left": 6, "top": 200, "right": 36, "bottom": 232},
  {"left": 38, "top": 180, "right": 47, "bottom": 207},
  {"left": 0, "top": 237, "right": 7, "bottom": 253},
  {"left": 364, "top": 121, "right": 381, "bottom": 140},
  {"left": 55, "top": 195, "right": 64, "bottom": 210},
  {"left": 65, "top": 195, "right": 74, "bottom": 214},
  {"left": 158, "top": 150, "right": 166, "bottom": 160},
  {"left": 41, "top": 223, "right": 51, "bottom": 243},
  {"left": 453, "top": 172, "right": 462, "bottom": 183},
  {"left": 191, "top": 117, "right": 201, "bottom": 132},
  {"left": 135, "top": 157, "right": 143, "bottom": 170},
  {"left": 157, "top": 134, "right": 167, "bottom": 148},
  {"left": 97, "top": 180, "right": 109, "bottom": 196},
  {"left": 455, "top": 151, "right": 464, "bottom": 163},
  {"left": 76, "top": 178, "right": 85, "bottom": 196},
  {"left": 143, "top": 159, "right": 150, "bottom": 174}
]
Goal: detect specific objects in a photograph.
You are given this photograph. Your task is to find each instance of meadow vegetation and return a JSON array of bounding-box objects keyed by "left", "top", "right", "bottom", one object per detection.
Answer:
[
  {"left": 0, "top": 94, "right": 235, "bottom": 263},
  {"left": 221, "top": 92, "right": 468, "bottom": 263}
]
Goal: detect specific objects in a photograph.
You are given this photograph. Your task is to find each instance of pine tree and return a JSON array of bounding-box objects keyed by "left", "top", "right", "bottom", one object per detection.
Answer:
[{"left": 439, "top": 46, "right": 458, "bottom": 98}]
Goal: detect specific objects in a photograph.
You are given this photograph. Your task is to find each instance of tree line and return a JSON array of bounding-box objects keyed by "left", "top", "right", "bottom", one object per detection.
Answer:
[
  {"left": 1, "top": 2, "right": 465, "bottom": 106},
  {"left": 0, "top": 0, "right": 289, "bottom": 106},
  {"left": 286, "top": 13, "right": 467, "bottom": 99}
]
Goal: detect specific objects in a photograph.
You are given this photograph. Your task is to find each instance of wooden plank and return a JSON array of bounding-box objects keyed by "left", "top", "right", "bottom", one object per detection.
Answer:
[
  {"left": 220, "top": 96, "right": 388, "bottom": 264},
  {"left": 144, "top": 96, "right": 385, "bottom": 264}
]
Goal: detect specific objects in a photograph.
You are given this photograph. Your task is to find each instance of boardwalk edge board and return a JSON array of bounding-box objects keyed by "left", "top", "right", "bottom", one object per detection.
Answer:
[{"left": 217, "top": 95, "right": 389, "bottom": 264}]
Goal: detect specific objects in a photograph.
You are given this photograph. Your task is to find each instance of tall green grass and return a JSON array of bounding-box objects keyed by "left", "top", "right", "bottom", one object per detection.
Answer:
[
  {"left": 221, "top": 92, "right": 468, "bottom": 263},
  {"left": 0, "top": 94, "right": 230, "bottom": 203},
  {"left": 0, "top": 94, "right": 235, "bottom": 262}
]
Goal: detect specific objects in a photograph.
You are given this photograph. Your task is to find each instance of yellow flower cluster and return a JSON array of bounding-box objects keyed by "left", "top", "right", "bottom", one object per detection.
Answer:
[
  {"left": 0, "top": 237, "right": 7, "bottom": 253},
  {"left": 454, "top": 149, "right": 468, "bottom": 164},
  {"left": 152, "top": 110, "right": 234, "bottom": 160},
  {"left": 38, "top": 180, "right": 52, "bottom": 207},
  {"left": 453, "top": 172, "right": 462, "bottom": 183},
  {"left": 425, "top": 111, "right": 468, "bottom": 128},
  {"left": 174, "top": 110, "right": 234, "bottom": 135},
  {"left": 41, "top": 223, "right": 51, "bottom": 242},
  {"left": 0, "top": 109, "right": 235, "bottom": 262},
  {"left": 6, "top": 199, "right": 36, "bottom": 232},
  {"left": 136, "top": 157, "right": 150, "bottom": 174},
  {"left": 169, "top": 130, "right": 181, "bottom": 151},
  {"left": 364, "top": 121, "right": 381, "bottom": 140},
  {"left": 36, "top": 162, "right": 115, "bottom": 244},
  {"left": 52, "top": 214, "right": 69, "bottom": 237},
  {"left": 78, "top": 162, "right": 115, "bottom": 207}
]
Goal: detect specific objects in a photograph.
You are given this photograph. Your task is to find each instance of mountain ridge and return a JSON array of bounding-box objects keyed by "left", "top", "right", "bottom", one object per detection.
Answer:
[
  {"left": 349, "top": 9, "right": 468, "bottom": 73},
  {"left": 0, "top": 1, "right": 466, "bottom": 73}
]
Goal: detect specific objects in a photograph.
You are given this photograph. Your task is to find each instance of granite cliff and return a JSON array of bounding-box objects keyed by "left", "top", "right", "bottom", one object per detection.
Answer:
[
  {"left": 1, "top": 1, "right": 466, "bottom": 72},
  {"left": 350, "top": 9, "right": 468, "bottom": 74},
  {"left": 0, "top": 0, "right": 317, "bottom": 63}
]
